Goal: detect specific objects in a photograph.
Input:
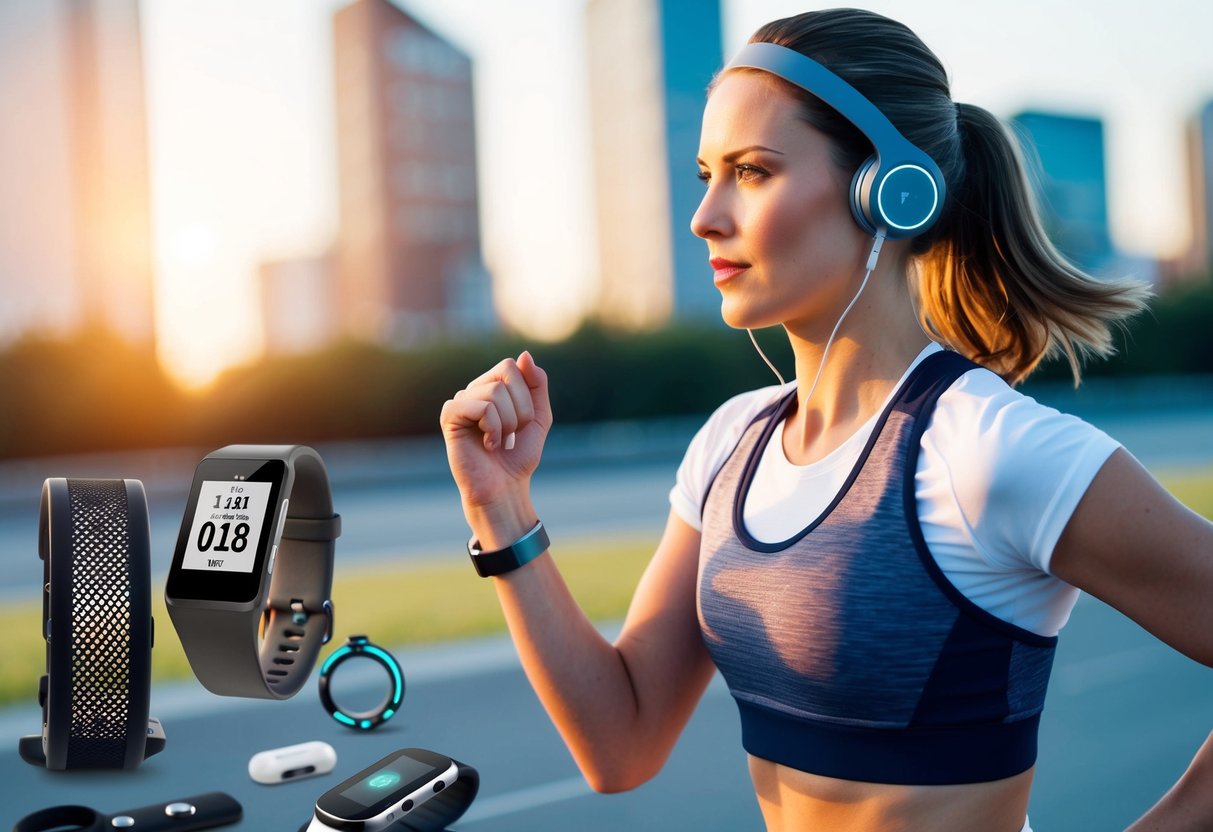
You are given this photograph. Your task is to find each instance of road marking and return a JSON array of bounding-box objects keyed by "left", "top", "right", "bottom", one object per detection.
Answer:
[{"left": 459, "top": 775, "right": 593, "bottom": 824}]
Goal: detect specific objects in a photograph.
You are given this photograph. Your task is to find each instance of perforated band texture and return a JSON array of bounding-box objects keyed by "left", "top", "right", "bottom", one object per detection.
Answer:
[{"left": 27, "top": 477, "right": 157, "bottom": 770}]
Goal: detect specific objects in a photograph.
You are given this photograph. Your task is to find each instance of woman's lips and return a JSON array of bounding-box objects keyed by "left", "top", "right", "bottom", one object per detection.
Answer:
[{"left": 710, "top": 258, "right": 749, "bottom": 284}]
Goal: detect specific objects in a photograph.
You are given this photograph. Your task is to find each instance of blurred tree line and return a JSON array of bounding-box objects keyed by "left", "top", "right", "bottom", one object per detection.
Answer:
[{"left": 1, "top": 276, "right": 1210, "bottom": 460}]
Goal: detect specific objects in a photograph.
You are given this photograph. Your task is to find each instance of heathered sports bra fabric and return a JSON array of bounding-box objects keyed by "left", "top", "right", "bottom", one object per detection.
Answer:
[{"left": 697, "top": 350, "right": 1058, "bottom": 785}]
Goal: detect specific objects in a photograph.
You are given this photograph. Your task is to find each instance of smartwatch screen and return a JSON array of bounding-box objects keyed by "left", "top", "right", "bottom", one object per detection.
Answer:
[
  {"left": 180, "top": 479, "right": 274, "bottom": 573},
  {"left": 166, "top": 458, "right": 287, "bottom": 604},
  {"left": 317, "top": 748, "right": 453, "bottom": 821}
]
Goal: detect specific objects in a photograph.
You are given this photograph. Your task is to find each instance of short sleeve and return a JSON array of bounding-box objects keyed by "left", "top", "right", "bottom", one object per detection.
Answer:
[
  {"left": 669, "top": 385, "right": 787, "bottom": 531},
  {"left": 921, "top": 370, "right": 1121, "bottom": 575}
]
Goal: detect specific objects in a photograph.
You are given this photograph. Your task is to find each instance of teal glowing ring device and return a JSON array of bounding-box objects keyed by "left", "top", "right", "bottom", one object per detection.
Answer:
[{"left": 318, "top": 636, "right": 404, "bottom": 730}]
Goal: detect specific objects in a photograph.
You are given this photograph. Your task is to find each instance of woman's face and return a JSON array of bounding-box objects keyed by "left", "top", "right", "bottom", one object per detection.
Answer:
[{"left": 691, "top": 71, "right": 870, "bottom": 333}]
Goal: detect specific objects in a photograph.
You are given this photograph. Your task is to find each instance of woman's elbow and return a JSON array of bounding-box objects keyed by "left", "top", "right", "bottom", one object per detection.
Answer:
[{"left": 579, "top": 752, "right": 663, "bottom": 794}]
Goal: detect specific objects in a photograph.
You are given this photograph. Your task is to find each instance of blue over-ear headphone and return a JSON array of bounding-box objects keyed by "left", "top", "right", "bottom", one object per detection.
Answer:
[{"left": 725, "top": 42, "right": 945, "bottom": 240}]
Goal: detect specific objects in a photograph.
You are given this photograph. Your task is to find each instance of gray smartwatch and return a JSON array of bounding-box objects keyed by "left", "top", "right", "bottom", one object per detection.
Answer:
[{"left": 165, "top": 445, "right": 340, "bottom": 699}]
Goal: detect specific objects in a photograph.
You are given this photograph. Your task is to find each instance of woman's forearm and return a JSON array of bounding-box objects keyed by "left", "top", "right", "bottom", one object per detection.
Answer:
[
  {"left": 1126, "top": 729, "right": 1213, "bottom": 832},
  {"left": 492, "top": 551, "right": 652, "bottom": 792}
]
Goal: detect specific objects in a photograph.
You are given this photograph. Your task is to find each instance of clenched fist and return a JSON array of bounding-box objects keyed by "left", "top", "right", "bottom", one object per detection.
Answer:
[{"left": 440, "top": 351, "right": 551, "bottom": 537}]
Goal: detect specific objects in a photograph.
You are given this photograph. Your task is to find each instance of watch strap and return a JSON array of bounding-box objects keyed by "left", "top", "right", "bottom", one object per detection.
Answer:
[
  {"left": 171, "top": 445, "right": 338, "bottom": 700},
  {"left": 467, "top": 521, "right": 549, "bottom": 578},
  {"left": 29, "top": 478, "right": 156, "bottom": 770},
  {"left": 14, "top": 792, "right": 242, "bottom": 832}
]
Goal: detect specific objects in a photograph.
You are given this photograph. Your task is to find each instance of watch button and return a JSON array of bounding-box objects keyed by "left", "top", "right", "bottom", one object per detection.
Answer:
[
  {"left": 433, "top": 780, "right": 445, "bottom": 793},
  {"left": 274, "top": 498, "right": 290, "bottom": 546},
  {"left": 267, "top": 545, "right": 278, "bottom": 575},
  {"left": 111, "top": 817, "right": 136, "bottom": 828},
  {"left": 164, "top": 802, "right": 197, "bottom": 818}
]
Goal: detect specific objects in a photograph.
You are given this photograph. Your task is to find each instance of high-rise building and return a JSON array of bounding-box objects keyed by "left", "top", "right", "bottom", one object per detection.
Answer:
[
  {"left": 586, "top": 0, "right": 723, "bottom": 329},
  {"left": 1010, "top": 110, "right": 1115, "bottom": 276},
  {"left": 259, "top": 254, "right": 339, "bottom": 355},
  {"left": 332, "top": 0, "right": 493, "bottom": 347},
  {"left": 1181, "top": 99, "right": 1213, "bottom": 278},
  {"left": 0, "top": 0, "right": 154, "bottom": 345}
]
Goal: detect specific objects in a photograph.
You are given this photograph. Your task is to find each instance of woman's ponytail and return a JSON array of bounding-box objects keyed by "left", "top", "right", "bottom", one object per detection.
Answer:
[{"left": 915, "top": 102, "right": 1150, "bottom": 385}]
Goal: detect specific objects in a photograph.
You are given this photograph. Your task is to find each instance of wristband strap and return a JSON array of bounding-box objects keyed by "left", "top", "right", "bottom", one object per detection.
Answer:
[
  {"left": 14, "top": 792, "right": 242, "bottom": 832},
  {"left": 20, "top": 478, "right": 160, "bottom": 771},
  {"left": 467, "top": 521, "right": 549, "bottom": 577}
]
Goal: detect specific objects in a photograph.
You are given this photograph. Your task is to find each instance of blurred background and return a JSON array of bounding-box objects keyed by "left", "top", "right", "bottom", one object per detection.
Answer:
[
  {"left": 0, "top": 0, "right": 1211, "bottom": 458},
  {"left": 2, "top": 1, "right": 1213, "bottom": 829}
]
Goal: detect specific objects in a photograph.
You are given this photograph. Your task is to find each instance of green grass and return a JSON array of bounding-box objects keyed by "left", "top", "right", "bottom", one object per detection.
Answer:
[
  {"left": 1157, "top": 468, "right": 1213, "bottom": 521},
  {"left": 3, "top": 465, "right": 1212, "bottom": 710},
  {"left": 0, "top": 535, "right": 658, "bottom": 708}
]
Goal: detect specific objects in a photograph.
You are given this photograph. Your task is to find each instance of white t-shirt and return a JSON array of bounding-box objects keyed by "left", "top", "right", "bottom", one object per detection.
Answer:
[{"left": 670, "top": 344, "right": 1121, "bottom": 637}]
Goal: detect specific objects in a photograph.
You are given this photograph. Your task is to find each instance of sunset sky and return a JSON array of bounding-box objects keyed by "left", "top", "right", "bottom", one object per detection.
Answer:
[{"left": 140, "top": 0, "right": 1213, "bottom": 387}]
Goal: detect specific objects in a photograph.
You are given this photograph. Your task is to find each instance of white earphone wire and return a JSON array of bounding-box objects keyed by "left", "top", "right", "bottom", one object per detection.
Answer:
[
  {"left": 746, "top": 229, "right": 888, "bottom": 409},
  {"left": 747, "top": 327, "right": 786, "bottom": 388}
]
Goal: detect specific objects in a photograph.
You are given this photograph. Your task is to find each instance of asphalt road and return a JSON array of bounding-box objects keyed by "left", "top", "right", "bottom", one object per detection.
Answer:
[
  {"left": 2, "top": 401, "right": 1212, "bottom": 601},
  {"left": 2, "top": 399, "right": 1211, "bottom": 829},
  {"left": 3, "top": 592, "right": 1213, "bottom": 830}
]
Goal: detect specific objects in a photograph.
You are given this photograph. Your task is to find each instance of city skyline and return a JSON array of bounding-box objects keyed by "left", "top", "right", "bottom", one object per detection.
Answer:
[{"left": 9, "top": 0, "right": 1212, "bottom": 387}]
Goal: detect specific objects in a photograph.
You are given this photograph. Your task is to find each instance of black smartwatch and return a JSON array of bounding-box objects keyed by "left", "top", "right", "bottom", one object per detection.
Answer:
[
  {"left": 307, "top": 748, "right": 479, "bottom": 832},
  {"left": 166, "top": 445, "right": 340, "bottom": 699},
  {"left": 467, "top": 520, "right": 549, "bottom": 577}
]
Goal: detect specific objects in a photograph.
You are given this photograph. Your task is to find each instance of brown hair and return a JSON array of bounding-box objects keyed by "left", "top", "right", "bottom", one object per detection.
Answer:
[{"left": 743, "top": 8, "right": 1149, "bottom": 384}]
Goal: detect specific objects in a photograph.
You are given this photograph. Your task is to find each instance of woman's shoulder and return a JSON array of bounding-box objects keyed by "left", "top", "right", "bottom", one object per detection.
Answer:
[
  {"left": 925, "top": 363, "right": 1122, "bottom": 573},
  {"left": 934, "top": 364, "right": 1099, "bottom": 442}
]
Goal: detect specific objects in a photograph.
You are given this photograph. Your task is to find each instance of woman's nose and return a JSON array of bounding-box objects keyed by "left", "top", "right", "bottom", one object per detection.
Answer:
[{"left": 690, "top": 182, "right": 734, "bottom": 240}]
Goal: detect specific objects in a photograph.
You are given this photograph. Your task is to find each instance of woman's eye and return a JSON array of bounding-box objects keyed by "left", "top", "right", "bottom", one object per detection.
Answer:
[
  {"left": 696, "top": 169, "right": 711, "bottom": 185},
  {"left": 735, "top": 164, "right": 768, "bottom": 183}
]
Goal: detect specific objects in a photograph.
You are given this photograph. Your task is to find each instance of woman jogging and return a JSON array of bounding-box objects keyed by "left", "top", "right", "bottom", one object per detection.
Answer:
[{"left": 440, "top": 9, "right": 1213, "bottom": 831}]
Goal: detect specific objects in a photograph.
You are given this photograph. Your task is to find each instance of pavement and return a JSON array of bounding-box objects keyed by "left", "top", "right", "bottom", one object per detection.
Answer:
[
  {"left": 3, "top": 591, "right": 1213, "bottom": 830},
  {"left": 2, "top": 380, "right": 1212, "bottom": 829}
]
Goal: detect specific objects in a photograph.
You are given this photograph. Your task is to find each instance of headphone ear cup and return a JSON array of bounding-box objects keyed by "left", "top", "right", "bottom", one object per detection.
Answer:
[
  {"left": 851, "top": 157, "right": 942, "bottom": 239},
  {"left": 849, "top": 155, "right": 881, "bottom": 236},
  {"left": 877, "top": 163, "right": 941, "bottom": 237}
]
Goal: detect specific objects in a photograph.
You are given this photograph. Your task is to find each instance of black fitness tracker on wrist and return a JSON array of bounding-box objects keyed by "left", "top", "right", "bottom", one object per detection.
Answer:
[
  {"left": 18, "top": 478, "right": 165, "bottom": 771},
  {"left": 307, "top": 748, "right": 479, "bottom": 832},
  {"left": 319, "top": 635, "right": 405, "bottom": 730},
  {"left": 13, "top": 792, "right": 242, "bottom": 832},
  {"left": 165, "top": 445, "right": 340, "bottom": 699},
  {"left": 467, "top": 520, "right": 549, "bottom": 577}
]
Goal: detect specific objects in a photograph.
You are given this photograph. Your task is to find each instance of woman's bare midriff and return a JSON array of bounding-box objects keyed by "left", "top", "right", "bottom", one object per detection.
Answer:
[{"left": 749, "top": 756, "right": 1034, "bottom": 832}]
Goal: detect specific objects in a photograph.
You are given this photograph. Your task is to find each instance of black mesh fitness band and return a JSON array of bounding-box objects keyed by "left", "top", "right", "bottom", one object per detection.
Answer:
[{"left": 18, "top": 478, "right": 165, "bottom": 770}]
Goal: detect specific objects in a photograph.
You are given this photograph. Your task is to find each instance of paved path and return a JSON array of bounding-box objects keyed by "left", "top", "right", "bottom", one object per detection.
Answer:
[
  {"left": 2, "top": 394, "right": 1211, "bottom": 828},
  {"left": 3, "top": 592, "right": 1212, "bottom": 830}
]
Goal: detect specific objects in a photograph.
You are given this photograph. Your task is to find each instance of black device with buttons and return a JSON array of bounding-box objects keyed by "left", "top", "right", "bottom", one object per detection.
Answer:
[
  {"left": 306, "top": 748, "right": 479, "bottom": 832},
  {"left": 165, "top": 445, "right": 340, "bottom": 700},
  {"left": 17, "top": 478, "right": 166, "bottom": 771},
  {"left": 12, "top": 792, "right": 242, "bottom": 832}
]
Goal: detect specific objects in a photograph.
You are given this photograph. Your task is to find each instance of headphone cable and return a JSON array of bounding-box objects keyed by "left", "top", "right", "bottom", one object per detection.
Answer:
[{"left": 747, "top": 229, "right": 888, "bottom": 408}]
